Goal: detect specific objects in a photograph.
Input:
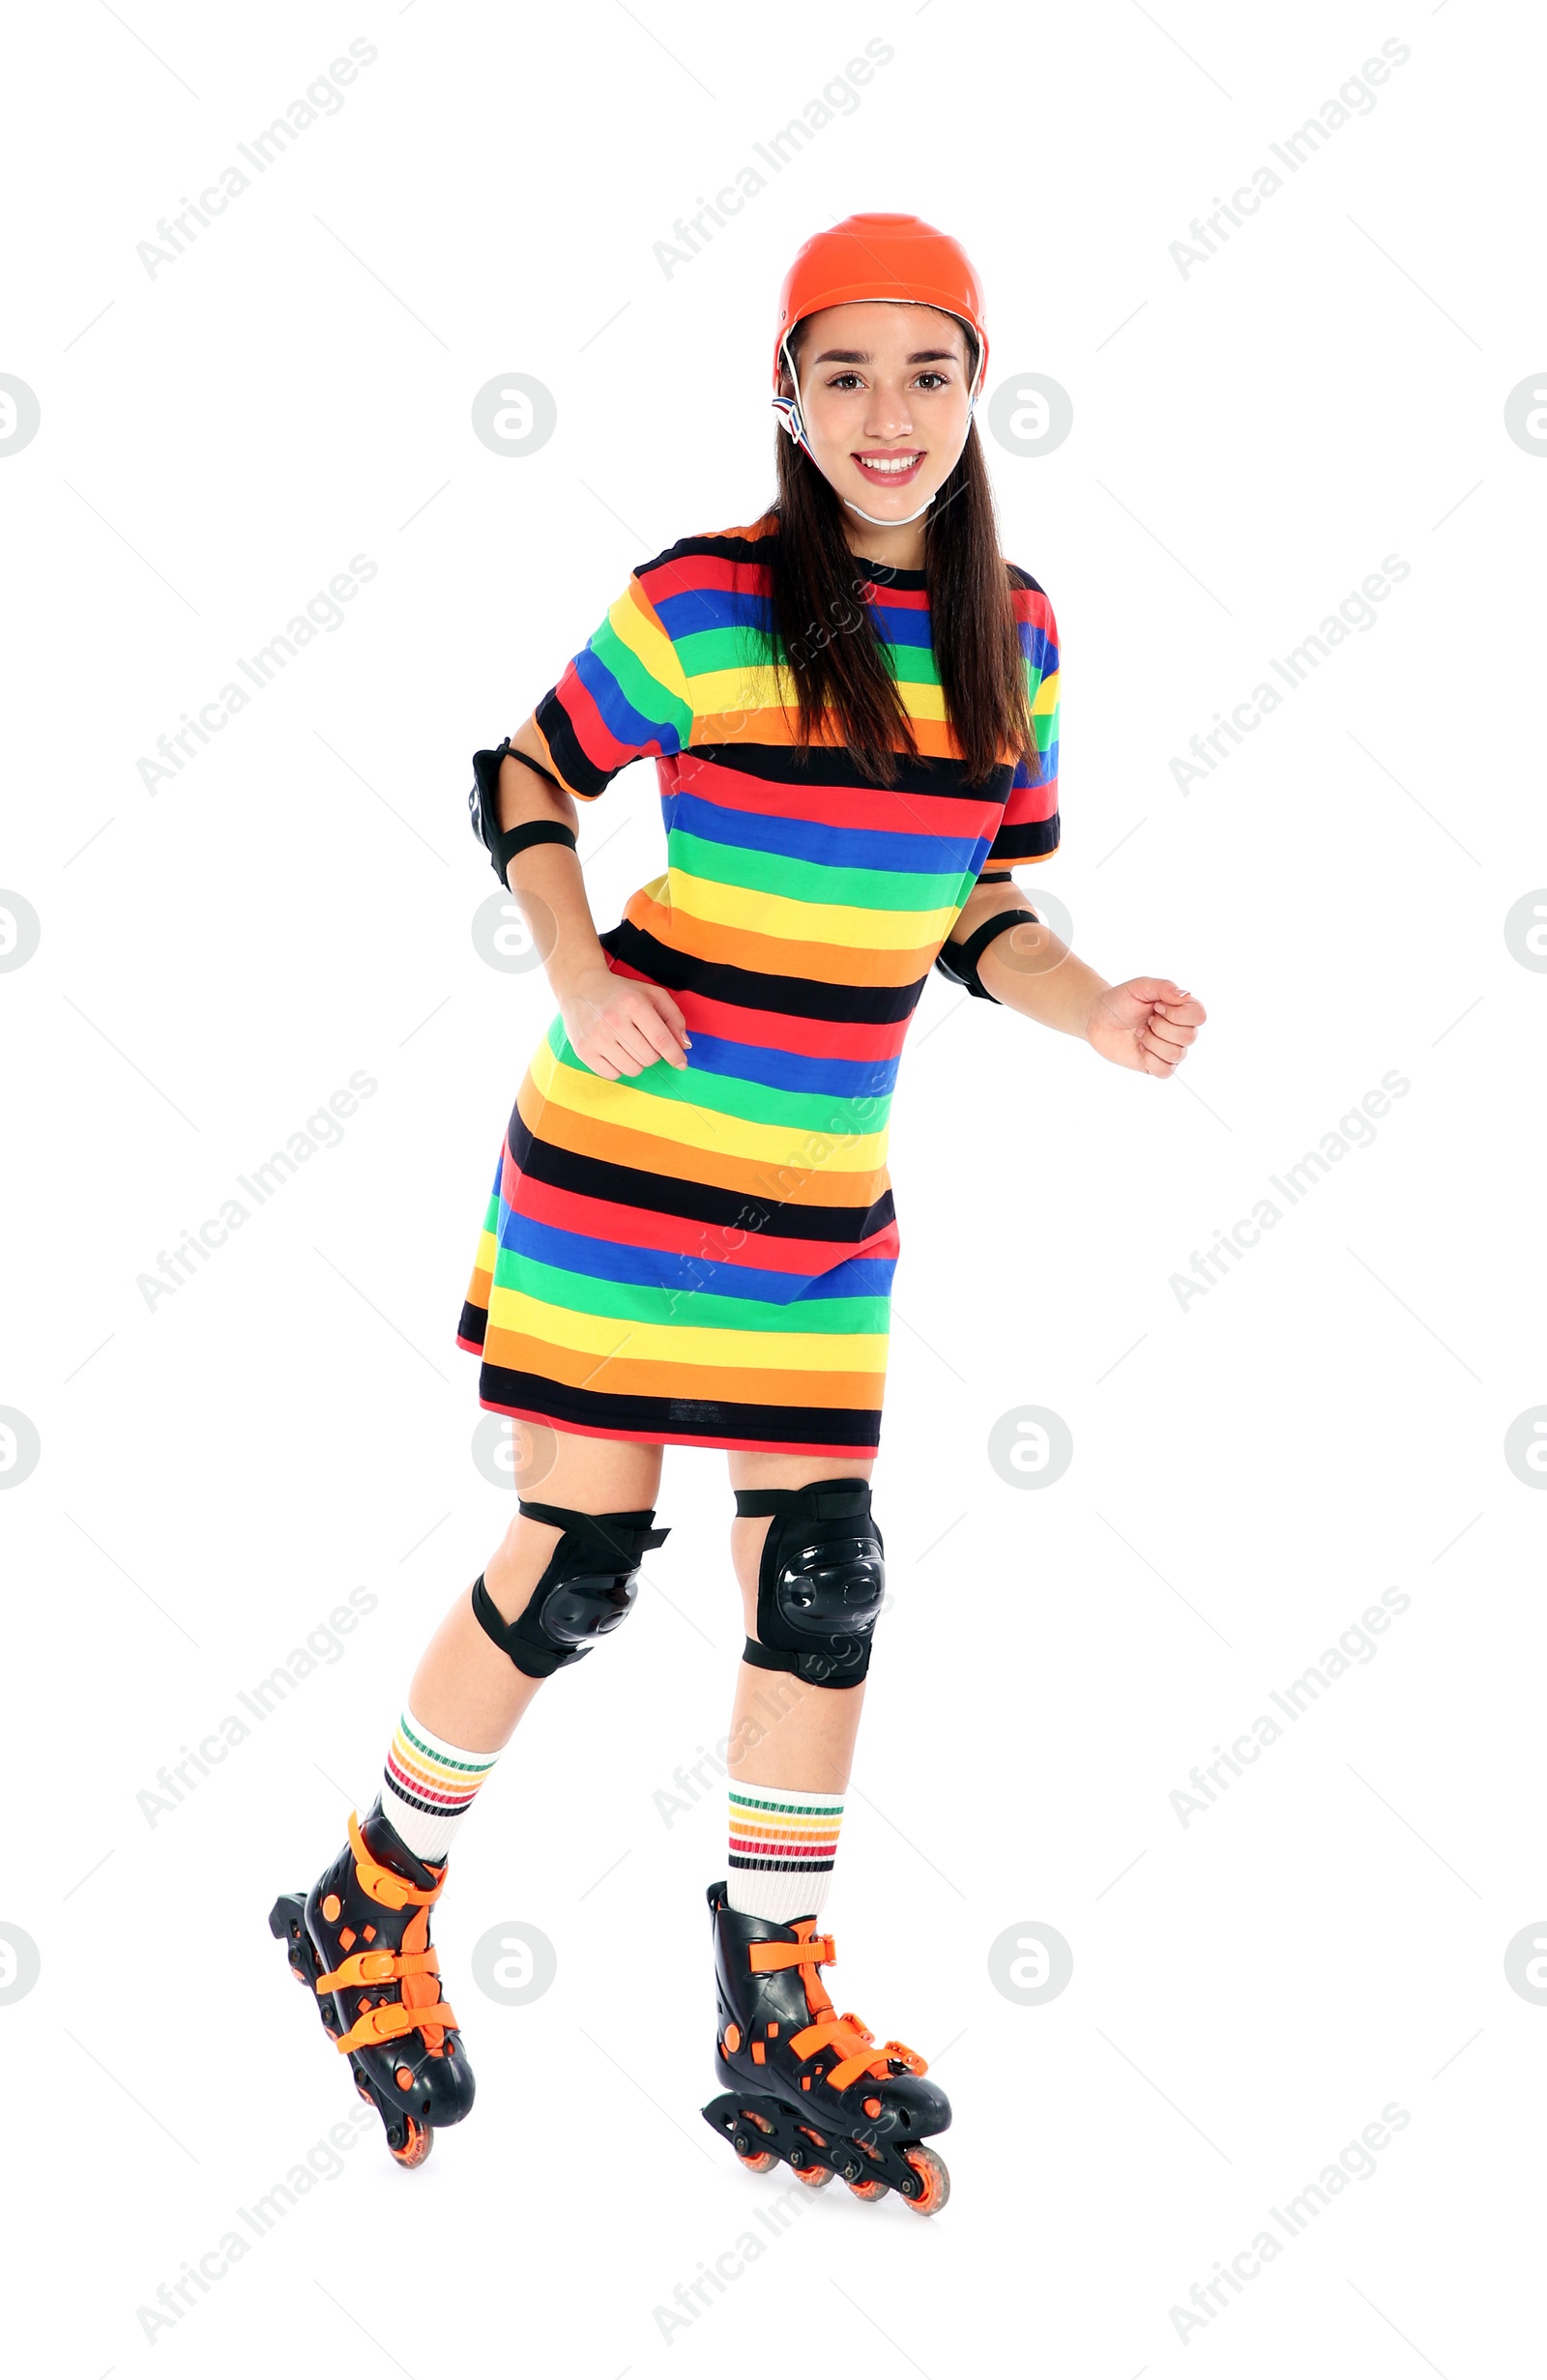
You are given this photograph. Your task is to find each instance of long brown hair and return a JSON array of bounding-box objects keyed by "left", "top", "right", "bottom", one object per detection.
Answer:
[{"left": 766, "top": 321, "right": 1038, "bottom": 788}]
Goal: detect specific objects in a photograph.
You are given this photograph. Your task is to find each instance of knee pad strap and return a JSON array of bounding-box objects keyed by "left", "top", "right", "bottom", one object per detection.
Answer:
[
  {"left": 735, "top": 1476, "right": 884, "bottom": 1688},
  {"left": 472, "top": 1501, "right": 669, "bottom": 1679}
]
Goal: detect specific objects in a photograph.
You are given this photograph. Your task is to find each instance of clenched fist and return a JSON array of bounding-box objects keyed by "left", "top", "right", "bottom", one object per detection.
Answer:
[{"left": 1085, "top": 977, "right": 1207, "bottom": 1078}]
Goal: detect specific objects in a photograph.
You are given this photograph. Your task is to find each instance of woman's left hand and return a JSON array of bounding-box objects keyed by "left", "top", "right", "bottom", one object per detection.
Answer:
[{"left": 1086, "top": 977, "right": 1207, "bottom": 1077}]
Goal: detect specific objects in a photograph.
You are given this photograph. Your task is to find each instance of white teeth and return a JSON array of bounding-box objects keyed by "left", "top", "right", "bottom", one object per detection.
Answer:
[{"left": 857, "top": 454, "right": 920, "bottom": 473}]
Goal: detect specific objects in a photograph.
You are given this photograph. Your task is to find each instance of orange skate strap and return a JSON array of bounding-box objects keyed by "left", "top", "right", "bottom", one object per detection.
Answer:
[
  {"left": 346, "top": 1810, "right": 446, "bottom": 1912},
  {"left": 335, "top": 1997, "right": 460, "bottom": 2056},
  {"left": 747, "top": 1932, "right": 835, "bottom": 1974},
  {"left": 789, "top": 2014, "right": 929, "bottom": 2091},
  {"left": 315, "top": 1947, "right": 440, "bottom": 1994}
]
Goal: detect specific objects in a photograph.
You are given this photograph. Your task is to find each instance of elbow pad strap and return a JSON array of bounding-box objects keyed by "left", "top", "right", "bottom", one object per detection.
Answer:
[
  {"left": 495, "top": 818, "right": 578, "bottom": 875},
  {"left": 469, "top": 737, "right": 574, "bottom": 884},
  {"left": 933, "top": 907, "right": 1039, "bottom": 1002}
]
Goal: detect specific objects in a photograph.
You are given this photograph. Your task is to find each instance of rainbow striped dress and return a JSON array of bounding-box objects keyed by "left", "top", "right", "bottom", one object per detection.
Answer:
[{"left": 457, "top": 513, "right": 1060, "bottom": 1458}]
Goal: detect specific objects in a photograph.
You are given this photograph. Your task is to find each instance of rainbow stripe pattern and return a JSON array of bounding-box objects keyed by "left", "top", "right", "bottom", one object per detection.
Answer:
[
  {"left": 458, "top": 514, "right": 1060, "bottom": 1455},
  {"left": 728, "top": 1785, "right": 845, "bottom": 1883},
  {"left": 384, "top": 1711, "right": 498, "bottom": 1826}
]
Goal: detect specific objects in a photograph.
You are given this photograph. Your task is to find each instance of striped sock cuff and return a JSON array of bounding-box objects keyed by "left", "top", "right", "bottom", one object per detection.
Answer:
[
  {"left": 726, "top": 1784, "right": 845, "bottom": 1922},
  {"left": 382, "top": 1708, "right": 500, "bottom": 1860}
]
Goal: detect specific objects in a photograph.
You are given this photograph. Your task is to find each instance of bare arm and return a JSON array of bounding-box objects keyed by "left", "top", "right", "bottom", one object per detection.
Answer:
[
  {"left": 497, "top": 720, "right": 690, "bottom": 1077},
  {"left": 945, "top": 879, "right": 1206, "bottom": 1077},
  {"left": 949, "top": 878, "right": 1106, "bottom": 1036}
]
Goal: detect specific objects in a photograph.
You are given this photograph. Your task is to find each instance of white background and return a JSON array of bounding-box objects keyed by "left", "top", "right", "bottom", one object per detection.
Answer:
[{"left": 3, "top": 1, "right": 1543, "bottom": 2371}]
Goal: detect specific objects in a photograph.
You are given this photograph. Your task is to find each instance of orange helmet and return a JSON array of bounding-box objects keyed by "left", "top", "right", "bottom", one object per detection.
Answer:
[{"left": 771, "top": 212, "right": 989, "bottom": 456}]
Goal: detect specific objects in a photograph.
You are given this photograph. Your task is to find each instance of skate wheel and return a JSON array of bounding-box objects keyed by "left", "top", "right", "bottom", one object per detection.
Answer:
[
  {"left": 846, "top": 2176, "right": 889, "bottom": 2202},
  {"left": 389, "top": 2117, "right": 433, "bottom": 2170},
  {"left": 792, "top": 2162, "right": 833, "bottom": 2188},
  {"left": 899, "top": 2144, "right": 949, "bottom": 2214},
  {"left": 733, "top": 2107, "right": 779, "bottom": 2173}
]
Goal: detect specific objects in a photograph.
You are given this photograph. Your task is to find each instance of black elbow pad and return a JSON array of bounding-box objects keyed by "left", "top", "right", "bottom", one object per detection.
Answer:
[
  {"left": 933, "top": 908, "right": 1040, "bottom": 1001},
  {"left": 469, "top": 736, "right": 575, "bottom": 884}
]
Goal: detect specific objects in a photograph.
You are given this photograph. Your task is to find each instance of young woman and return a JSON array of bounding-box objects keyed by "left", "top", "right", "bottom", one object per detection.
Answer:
[{"left": 272, "top": 213, "right": 1206, "bottom": 2210}]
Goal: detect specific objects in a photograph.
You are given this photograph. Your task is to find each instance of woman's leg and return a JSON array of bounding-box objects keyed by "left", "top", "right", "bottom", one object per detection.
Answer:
[
  {"left": 274, "top": 1428, "right": 668, "bottom": 2161},
  {"left": 721, "top": 1452, "right": 874, "bottom": 1920},
  {"left": 702, "top": 1452, "right": 951, "bottom": 2205},
  {"left": 404, "top": 1429, "right": 664, "bottom": 1756},
  {"left": 725, "top": 1451, "right": 872, "bottom": 1788}
]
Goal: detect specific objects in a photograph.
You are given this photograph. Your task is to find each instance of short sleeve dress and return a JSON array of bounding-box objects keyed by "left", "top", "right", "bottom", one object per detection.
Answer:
[{"left": 456, "top": 511, "right": 1060, "bottom": 1459}]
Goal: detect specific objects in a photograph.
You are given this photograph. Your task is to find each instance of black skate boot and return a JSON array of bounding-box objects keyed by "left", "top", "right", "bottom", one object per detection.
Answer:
[
  {"left": 701, "top": 1881, "right": 951, "bottom": 2212},
  {"left": 269, "top": 1797, "right": 475, "bottom": 2168}
]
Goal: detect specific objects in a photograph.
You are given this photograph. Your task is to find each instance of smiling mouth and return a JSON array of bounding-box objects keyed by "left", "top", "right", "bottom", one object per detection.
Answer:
[{"left": 852, "top": 450, "right": 924, "bottom": 486}]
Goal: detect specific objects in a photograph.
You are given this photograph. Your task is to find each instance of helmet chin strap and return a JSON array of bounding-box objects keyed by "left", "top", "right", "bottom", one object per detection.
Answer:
[
  {"left": 773, "top": 321, "right": 980, "bottom": 533},
  {"left": 842, "top": 490, "right": 935, "bottom": 527}
]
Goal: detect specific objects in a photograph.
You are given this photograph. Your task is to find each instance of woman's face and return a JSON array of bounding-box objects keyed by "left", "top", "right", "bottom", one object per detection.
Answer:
[{"left": 782, "top": 300, "right": 974, "bottom": 522}]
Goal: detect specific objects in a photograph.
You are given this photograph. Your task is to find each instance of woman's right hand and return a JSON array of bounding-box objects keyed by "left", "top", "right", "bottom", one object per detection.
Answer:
[{"left": 557, "top": 960, "right": 692, "bottom": 1078}]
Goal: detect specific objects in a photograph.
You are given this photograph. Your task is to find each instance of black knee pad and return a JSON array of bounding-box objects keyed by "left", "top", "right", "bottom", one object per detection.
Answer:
[
  {"left": 735, "top": 1476, "right": 885, "bottom": 1688},
  {"left": 472, "top": 1501, "right": 670, "bottom": 1679}
]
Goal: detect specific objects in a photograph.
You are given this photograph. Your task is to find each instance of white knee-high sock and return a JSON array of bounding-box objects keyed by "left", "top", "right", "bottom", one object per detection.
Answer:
[
  {"left": 381, "top": 1707, "right": 500, "bottom": 1863},
  {"left": 726, "top": 1782, "right": 845, "bottom": 1922}
]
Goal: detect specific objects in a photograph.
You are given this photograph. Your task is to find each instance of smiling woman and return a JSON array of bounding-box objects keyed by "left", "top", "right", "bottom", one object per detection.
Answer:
[
  {"left": 274, "top": 209, "right": 1206, "bottom": 2210},
  {"left": 767, "top": 286, "right": 1036, "bottom": 787}
]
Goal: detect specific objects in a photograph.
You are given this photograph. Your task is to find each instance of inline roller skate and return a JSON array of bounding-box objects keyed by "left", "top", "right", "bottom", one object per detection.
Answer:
[
  {"left": 269, "top": 1796, "right": 474, "bottom": 2167},
  {"left": 701, "top": 1880, "right": 951, "bottom": 2211}
]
